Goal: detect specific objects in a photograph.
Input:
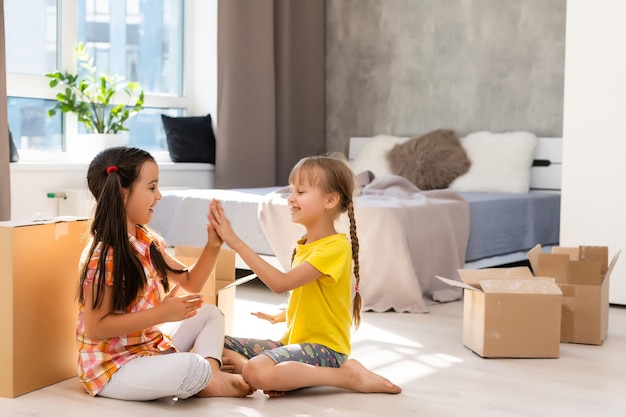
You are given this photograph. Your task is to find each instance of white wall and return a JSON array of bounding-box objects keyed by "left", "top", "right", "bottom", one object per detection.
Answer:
[
  {"left": 187, "top": 0, "right": 217, "bottom": 118},
  {"left": 561, "top": 0, "right": 626, "bottom": 304}
]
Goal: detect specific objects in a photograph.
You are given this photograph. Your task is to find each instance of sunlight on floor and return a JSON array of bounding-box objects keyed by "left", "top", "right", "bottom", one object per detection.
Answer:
[
  {"left": 352, "top": 321, "right": 424, "bottom": 347},
  {"left": 230, "top": 282, "right": 465, "bottom": 387},
  {"left": 350, "top": 320, "right": 464, "bottom": 385}
]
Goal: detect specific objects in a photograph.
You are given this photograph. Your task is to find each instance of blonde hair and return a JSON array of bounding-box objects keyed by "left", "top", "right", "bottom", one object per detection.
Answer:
[{"left": 289, "top": 154, "right": 363, "bottom": 328}]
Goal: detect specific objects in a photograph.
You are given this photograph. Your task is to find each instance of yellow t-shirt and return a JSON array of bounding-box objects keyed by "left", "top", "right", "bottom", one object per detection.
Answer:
[{"left": 280, "top": 233, "right": 352, "bottom": 356}]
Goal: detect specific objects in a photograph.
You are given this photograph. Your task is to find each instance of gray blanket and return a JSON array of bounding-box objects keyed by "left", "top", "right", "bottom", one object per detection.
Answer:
[{"left": 259, "top": 175, "right": 469, "bottom": 313}]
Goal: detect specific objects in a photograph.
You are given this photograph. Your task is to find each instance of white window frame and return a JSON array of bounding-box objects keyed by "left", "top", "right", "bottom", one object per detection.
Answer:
[{"left": 6, "top": 0, "right": 217, "bottom": 163}]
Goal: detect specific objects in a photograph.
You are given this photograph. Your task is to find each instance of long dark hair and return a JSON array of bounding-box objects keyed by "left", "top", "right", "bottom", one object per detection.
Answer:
[
  {"left": 288, "top": 154, "right": 363, "bottom": 328},
  {"left": 78, "top": 146, "right": 178, "bottom": 311}
]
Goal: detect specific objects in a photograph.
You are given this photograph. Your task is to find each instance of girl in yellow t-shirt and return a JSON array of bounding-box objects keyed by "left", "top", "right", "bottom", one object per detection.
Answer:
[{"left": 209, "top": 155, "right": 402, "bottom": 397}]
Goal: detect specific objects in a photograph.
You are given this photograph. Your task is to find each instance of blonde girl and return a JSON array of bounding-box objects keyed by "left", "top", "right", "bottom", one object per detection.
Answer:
[
  {"left": 209, "top": 154, "right": 402, "bottom": 397},
  {"left": 76, "top": 146, "right": 253, "bottom": 401}
]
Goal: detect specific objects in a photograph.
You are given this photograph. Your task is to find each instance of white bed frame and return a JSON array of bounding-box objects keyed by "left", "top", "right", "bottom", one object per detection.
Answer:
[
  {"left": 348, "top": 135, "right": 563, "bottom": 268},
  {"left": 349, "top": 136, "right": 562, "bottom": 191}
]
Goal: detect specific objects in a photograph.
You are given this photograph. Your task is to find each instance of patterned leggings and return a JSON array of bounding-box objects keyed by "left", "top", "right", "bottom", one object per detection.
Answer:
[{"left": 224, "top": 336, "right": 347, "bottom": 368}]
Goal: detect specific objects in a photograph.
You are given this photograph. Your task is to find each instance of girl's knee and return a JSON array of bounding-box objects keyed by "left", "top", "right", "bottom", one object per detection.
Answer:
[
  {"left": 197, "top": 303, "right": 224, "bottom": 320},
  {"left": 241, "top": 355, "right": 275, "bottom": 388},
  {"left": 193, "top": 304, "right": 225, "bottom": 330}
]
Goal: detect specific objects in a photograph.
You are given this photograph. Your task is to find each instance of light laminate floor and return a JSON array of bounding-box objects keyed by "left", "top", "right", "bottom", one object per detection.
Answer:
[{"left": 2, "top": 279, "right": 626, "bottom": 417}]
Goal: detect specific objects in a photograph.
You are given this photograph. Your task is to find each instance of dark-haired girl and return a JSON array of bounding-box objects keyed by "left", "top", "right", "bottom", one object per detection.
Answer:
[{"left": 76, "top": 146, "right": 253, "bottom": 401}]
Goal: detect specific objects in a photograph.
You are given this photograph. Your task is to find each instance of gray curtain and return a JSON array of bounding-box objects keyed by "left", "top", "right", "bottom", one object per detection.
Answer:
[
  {"left": 216, "top": 0, "right": 325, "bottom": 188},
  {"left": 0, "top": 1, "right": 10, "bottom": 221}
]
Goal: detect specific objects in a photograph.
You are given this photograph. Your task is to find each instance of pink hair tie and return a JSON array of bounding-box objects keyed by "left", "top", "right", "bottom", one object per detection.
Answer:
[
  {"left": 106, "top": 165, "right": 118, "bottom": 174},
  {"left": 355, "top": 285, "right": 359, "bottom": 294}
]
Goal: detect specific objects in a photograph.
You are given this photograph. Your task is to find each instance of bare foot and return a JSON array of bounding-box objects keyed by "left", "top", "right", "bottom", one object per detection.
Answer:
[
  {"left": 340, "top": 359, "right": 402, "bottom": 394},
  {"left": 222, "top": 350, "right": 248, "bottom": 374},
  {"left": 221, "top": 357, "right": 235, "bottom": 373},
  {"left": 196, "top": 370, "right": 255, "bottom": 397}
]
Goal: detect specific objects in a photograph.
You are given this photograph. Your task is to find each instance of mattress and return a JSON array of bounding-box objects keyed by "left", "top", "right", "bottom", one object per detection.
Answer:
[
  {"left": 149, "top": 188, "right": 561, "bottom": 265},
  {"left": 462, "top": 191, "right": 561, "bottom": 262},
  {"left": 150, "top": 187, "right": 276, "bottom": 255}
]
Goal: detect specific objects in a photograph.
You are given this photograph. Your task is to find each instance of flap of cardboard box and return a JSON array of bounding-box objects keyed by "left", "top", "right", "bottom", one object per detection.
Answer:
[
  {"left": 436, "top": 272, "right": 561, "bottom": 295},
  {"left": 435, "top": 275, "right": 480, "bottom": 292},
  {"left": 219, "top": 273, "right": 258, "bottom": 292},
  {"left": 579, "top": 246, "right": 609, "bottom": 273},
  {"left": 606, "top": 249, "right": 622, "bottom": 283},
  {"left": 551, "top": 246, "right": 579, "bottom": 260},
  {"left": 535, "top": 253, "right": 570, "bottom": 283},
  {"left": 529, "top": 244, "right": 620, "bottom": 285},
  {"left": 567, "top": 260, "right": 602, "bottom": 285},
  {"left": 479, "top": 277, "right": 562, "bottom": 294},
  {"left": 456, "top": 267, "right": 533, "bottom": 289},
  {"left": 0, "top": 216, "right": 91, "bottom": 228}
]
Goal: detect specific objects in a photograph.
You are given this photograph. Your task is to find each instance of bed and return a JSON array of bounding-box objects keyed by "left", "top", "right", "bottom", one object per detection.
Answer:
[{"left": 149, "top": 132, "right": 561, "bottom": 313}]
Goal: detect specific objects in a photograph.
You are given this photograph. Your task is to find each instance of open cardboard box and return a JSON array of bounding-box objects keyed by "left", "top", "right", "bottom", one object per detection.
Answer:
[
  {"left": 437, "top": 267, "right": 562, "bottom": 358},
  {"left": 0, "top": 217, "right": 90, "bottom": 398},
  {"left": 528, "top": 244, "right": 621, "bottom": 345},
  {"left": 174, "top": 246, "right": 256, "bottom": 335}
]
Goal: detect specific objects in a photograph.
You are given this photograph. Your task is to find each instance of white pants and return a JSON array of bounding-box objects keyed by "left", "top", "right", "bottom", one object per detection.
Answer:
[{"left": 98, "top": 304, "right": 225, "bottom": 401}]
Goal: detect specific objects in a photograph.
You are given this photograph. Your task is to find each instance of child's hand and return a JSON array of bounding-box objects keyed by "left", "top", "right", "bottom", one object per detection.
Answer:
[
  {"left": 206, "top": 211, "right": 223, "bottom": 247},
  {"left": 251, "top": 310, "right": 286, "bottom": 324},
  {"left": 159, "top": 283, "right": 203, "bottom": 322},
  {"left": 209, "top": 199, "right": 242, "bottom": 250}
]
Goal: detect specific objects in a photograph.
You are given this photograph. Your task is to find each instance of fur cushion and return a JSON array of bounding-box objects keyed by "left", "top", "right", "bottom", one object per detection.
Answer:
[
  {"left": 349, "top": 135, "right": 410, "bottom": 177},
  {"left": 387, "top": 129, "right": 471, "bottom": 190}
]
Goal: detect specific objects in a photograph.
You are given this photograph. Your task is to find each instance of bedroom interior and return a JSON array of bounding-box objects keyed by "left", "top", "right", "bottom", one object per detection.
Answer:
[{"left": 2, "top": 1, "right": 626, "bottom": 416}]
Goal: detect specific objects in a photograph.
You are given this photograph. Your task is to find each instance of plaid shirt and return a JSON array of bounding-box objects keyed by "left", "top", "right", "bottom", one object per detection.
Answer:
[{"left": 76, "top": 225, "right": 174, "bottom": 396}]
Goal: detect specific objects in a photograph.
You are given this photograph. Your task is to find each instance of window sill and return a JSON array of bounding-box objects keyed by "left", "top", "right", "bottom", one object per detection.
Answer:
[
  {"left": 9, "top": 160, "right": 214, "bottom": 172},
  {"left": 11, "top": 150, "right": 215, "bottom": 172},
  {"left": 14, "top": 149, "right": 174, "bottom": 163}
]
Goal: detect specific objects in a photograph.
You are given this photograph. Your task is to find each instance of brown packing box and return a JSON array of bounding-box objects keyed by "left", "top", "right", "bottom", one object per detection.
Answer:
[
  {"left": 436, "top": 267, "right": 562, "bottom": 358},
  {"left": 0, "top": 218, "right": 90, "bottom": 398},
  {"left": 174, "top": 246, "right": 242, "bottom": 335},
  {"left": 528, "top": 244, "right": 621, "bottom": 345}
]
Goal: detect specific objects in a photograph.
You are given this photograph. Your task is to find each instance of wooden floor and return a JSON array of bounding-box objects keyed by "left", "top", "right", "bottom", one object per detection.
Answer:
[{"left": 2, "top": 279, "right": 626, "bottom": 417}]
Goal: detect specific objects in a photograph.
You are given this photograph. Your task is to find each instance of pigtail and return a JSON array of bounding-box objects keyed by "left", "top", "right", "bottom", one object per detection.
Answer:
[
  {"left": 78, "top": 147, "right": 162, "bottom": 311},
  {"left": 348, "top": 201, "right": 362, "bottom": 328},
  {"left": 89, "top": 167, "right": 146, "bottom": 311}
]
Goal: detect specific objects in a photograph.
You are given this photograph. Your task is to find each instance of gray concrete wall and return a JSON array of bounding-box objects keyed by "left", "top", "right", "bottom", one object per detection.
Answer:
[{"left": 325, "top": 0, "right": 566, "bottom": 154}]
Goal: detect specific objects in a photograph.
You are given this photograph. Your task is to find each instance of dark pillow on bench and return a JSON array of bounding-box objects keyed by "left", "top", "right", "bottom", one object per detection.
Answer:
[{"left": 161, "top": 114, "right": 216, "bottom": 163}]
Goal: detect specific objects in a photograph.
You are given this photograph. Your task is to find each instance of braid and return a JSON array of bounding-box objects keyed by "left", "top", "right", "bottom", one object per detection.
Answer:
[
  {"left": 290, "top": 246, "right": 297, "bottom": 267},
  {"left": 348, "top": 200, "right": 362, "bottom": 328},
  {"left": 288, "top": 155, "right": 363, "bottom": 328}
]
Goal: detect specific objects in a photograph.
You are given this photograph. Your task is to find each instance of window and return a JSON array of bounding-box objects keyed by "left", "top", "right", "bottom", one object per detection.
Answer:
[{"left": 5, "top": 0, "right": 188, "bottom": 159}]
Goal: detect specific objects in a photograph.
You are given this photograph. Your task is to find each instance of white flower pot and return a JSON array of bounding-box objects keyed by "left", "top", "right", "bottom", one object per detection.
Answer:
[{"left": 67, "top": 133, "right": 128, "bottom": 161}]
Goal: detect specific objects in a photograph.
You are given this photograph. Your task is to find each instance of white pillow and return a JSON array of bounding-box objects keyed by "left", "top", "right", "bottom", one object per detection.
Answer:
[
  {"left": 450, "top": 131, "right": 538, "bottom": 193},
  {"left": 349, "top": 135, "right": 409, "bottom": 177}
]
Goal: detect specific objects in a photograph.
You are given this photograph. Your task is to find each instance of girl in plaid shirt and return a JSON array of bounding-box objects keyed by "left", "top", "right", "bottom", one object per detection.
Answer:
[{"left": 76, "top": 147, "right": 254, "bottom": 401}]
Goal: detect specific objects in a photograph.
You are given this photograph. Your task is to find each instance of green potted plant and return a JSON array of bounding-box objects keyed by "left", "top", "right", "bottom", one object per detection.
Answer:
[{"left": 45, "top": 43, "right": 145, "bottom": 155}]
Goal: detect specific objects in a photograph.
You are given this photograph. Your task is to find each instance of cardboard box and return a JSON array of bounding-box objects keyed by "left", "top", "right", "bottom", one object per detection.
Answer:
[
  {"left": 528, "top": 244, "right": 621, "bottom": 345},
  {"left": 0, "top": 218, "right": 90, "bottom": 398},
  {"left": 437, "top": 267, "right": 562, "bottom": 358},
  {"left": 174, "top": 246, "right": 246, "bottom": 335}
]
